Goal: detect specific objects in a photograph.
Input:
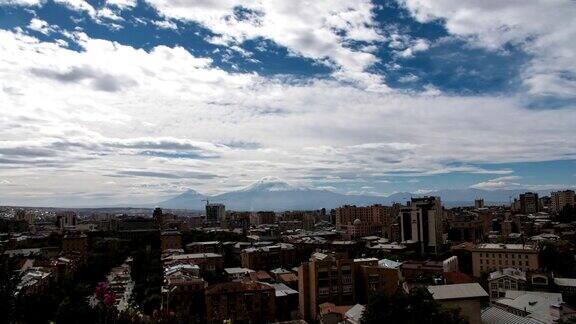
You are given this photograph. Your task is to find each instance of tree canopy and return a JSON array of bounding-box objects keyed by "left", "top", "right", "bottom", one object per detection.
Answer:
[{"left": 361, "top": 287, "right": 467, "bottom": 324}]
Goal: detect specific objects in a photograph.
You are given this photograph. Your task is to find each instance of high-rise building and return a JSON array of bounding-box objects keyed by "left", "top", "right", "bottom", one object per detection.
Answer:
[
  {"left": 15, "top": 209, "right": 35, "bottom": 232},
  {"left": 470, "top": 243, "right": 539, "bottom": 277},
  {"left": 205, "top": 203, "right": 225, "bottom": 224},
  {"left": 153, "top": 207, "right": 163, "bottom": 229},
  {"left": 298, "top": 253, "right": 356, "bottom": 321},
  {"left": 335, "top": 204, "right": 398, "bottom": 239},
  {"left": 551, "top": 190, "right": 575, "bottom": 213},
  {"left": 515, "top": 192, "right": 539, "bottom": 214},
  {"left": 399, "top": 197, "right": 444, "bottom": 255},
  {"left": 56, "top": 211, "right": 77, "bottom": 229},
  {"left": 474, "top": 198, "right": 485, "bottom": 209},
  {"left": 205, "top": 281, "right": 275, "bottom": 324}
]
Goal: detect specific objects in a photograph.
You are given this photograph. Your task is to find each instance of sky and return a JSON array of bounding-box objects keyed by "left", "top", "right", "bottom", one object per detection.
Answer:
[{"left": 0, "top": 0, "right": 575, "bottom": 207}]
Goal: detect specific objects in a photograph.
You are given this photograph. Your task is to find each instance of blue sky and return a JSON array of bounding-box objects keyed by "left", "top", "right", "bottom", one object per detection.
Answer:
[{"left": 0, "top": 0, "right": 575, "bottom": 206}]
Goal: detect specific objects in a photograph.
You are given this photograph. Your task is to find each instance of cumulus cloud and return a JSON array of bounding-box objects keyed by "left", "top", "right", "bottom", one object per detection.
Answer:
[
  {"left": 0, "top": 19, "right": 574, "bottom": 205},
  {"left": 141, "top": 0, "right": 385, "bottom": 88},
  {"left": 470, "top": 176, "right": 522, "bottom": 190},
  {"left": 28, "top": 18, "right": 56, "bottom": 35},
  {"left": 399, "top": 0, "right": 576, "bottom": 101}
]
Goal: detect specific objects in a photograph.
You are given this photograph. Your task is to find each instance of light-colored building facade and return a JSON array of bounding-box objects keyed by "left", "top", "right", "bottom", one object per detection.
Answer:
[
  {"left": 399, "top": 197, "right": 444, "bottom": 255},
  {"left": 428, "top": 283, "right": 488, "bottom": 324},
  {"left": 488, "top": 268, "right": 526, "bottom": 299},
  {"left": 471, "top": 243, "right": 539, "bottom": 277},
  {"left": 551, "top": 190, "right": 575, "bottom": 213}
]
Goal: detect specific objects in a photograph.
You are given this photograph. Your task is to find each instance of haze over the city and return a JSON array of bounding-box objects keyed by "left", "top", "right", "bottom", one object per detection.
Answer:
[{"left": 1, "top": 0, "right": 575, "bottom": 207}]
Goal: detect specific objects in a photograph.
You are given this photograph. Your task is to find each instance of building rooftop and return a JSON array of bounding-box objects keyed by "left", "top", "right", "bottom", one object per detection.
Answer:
[
  {"left": 494, "top": 291, "right": 566, "bottom": 323},
  {"left": 186, "top": 241, "right": 220, "bottom": 246},
  {"left": 224, "top": 267, "right": 254, "bottom": 275},
  {"left": 489, "top": 268, "right": 526, "bottom": 281},
  {"left": 269, "top": 283, "right": 298, "bottom": 297},
  {"left": 378, "top": 259, "right": 402, "bottom": 269},
  {"left": 481, "top": 306, "right": 541, "bottom": 324},
  {"left": 474, "top": 243, "right": 537, "bottom": 251},
  {"left": 164, "top": 253, "right": 222, "bottom": 260},
  {"left": 427, "top": 283, "right": 488, "bottom": 300},
  {"left": 345, "top": 304, "right": 365, "bottom": 324},
  {"left": 554, "top": 277, "right": 576, "bottom": 287}
]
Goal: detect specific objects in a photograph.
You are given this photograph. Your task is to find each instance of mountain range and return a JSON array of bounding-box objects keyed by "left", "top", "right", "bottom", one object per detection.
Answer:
[{"left": 157, "top": 177, "right": 555, "bottom": 211}]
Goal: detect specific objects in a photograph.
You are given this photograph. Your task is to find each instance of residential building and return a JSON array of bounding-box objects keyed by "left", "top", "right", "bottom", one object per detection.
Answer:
[
  {"left": 250, "top": 211, "right": 276, "bottom": 226},
  {"left": 298, "top": 253, "right": 356, "bottom": 322},
  {"left": 487, "top": 268, "right": 526, "bottom": 299},
  {"left": 205, "top": 281, "right": 275, "bottom": 324},
  {"left": 471, "top": 243, "right": 539, "bottom": 277},
  {"left": 160, "top": 231, "right": 182, "bottom": 251},
  {"left": 427, "top": 283, "right": 488, "bottom": 324},
  {"left": 475, "top": 199, "right": 485, "bottom": 209},
  {"left": 551, "top": 190, "right": 575, "bottom": 213},
  {"left": 163, "top": 253, "right": 224, "bottom": 275},
  {"left": 185, "top": 241, "right": 221, "bottom": 254},
  {"left": 224, "top": 267, "right": 254, "bottom": 281},
  {"left": 62, "top": 232, "right": 88, "bottom": 259},
  {"left": 56, "top": 211, "right": 77, "bottom": 229},
  {"left": 335, "top": 205, "right": 397, "bottom": 240},
  {"left": 206, "top": 203, "right": 225, "bottom": 224},
  {"left": 492, "top": 290, "right": 576, "bottom": 323},
  {"left": 399, "top": 197, "right": 444, "bottom": 255},
  {"left": 241, "top": 243, "right": 297, "bottom": 270},
  {"left": 515, "top": 192, "right": 539, "bottom": 214},
  {"left": 162, "top": 270, "right": 207, "bottom": 322},
  {"left": 15, "top": 209, "right": 35, "bottom": 232},
  {"left": 354, "top": 257, "right": 401, "bottom": 303}
]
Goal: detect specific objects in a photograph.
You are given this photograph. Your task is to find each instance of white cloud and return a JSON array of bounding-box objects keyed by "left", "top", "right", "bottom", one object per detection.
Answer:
[
  {"left": 142, "top": 0, "right": 386, "bottom": 88},
  {"left": 28, "top": 18, "right": 55, "bottom": 35},
  {"left": 397, "top": 38, "right": 429, "bottom": 58},
  {"left": 0, "top": 0, "right": 43, "bottom": 5},
  {"left": 54, "top": 0, "right": 96, "bottom": 17},
  {"left": 151, "top": 19, "right": 177, "bottom": 30},
  {"left": 0, "top": 29, "right": 575, "bottom": 205},
  {"left": 470, "top": 176, "right": 522, "bottom": 190},
  {"left": 399, "top": 0, "right": 576, "bottom": 100},
  {"left": 106, "top": 0, "right": 136, "bottom": 9}
]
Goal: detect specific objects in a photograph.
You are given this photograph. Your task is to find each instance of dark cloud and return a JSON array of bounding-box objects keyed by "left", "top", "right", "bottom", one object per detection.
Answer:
[
  {"left": 221, "top": 140, "right": 262, "bottom": 150},
  {"left": 111, "top": 170, "right": 221, "bottom": 179},
  {"left": 139, "top": 150, "right": 216, "bottom": 159},
  {"left": 30, "top": 66, "right": 137, "bottom": 92}
]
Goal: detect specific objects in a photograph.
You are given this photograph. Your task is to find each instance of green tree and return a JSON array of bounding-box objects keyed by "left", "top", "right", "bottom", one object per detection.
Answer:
[{"left": 361, "top": 288, "right": 467, "bottom": 324}]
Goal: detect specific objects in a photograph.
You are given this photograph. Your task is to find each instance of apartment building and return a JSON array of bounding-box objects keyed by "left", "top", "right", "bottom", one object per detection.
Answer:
[
  {"left": 471, "top": 243, "right": 539, "bottom": 277},
  {"left": 298, "top": 253, "right": 356, "bottom": 322},
  {"left": 205, "top": 281, "right": 275, "bottom": 324}
]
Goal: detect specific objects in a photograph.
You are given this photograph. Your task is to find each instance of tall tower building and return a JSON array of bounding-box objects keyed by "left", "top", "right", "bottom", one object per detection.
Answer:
[
  {"left": 551, "top": 190, "right": 575, "bottom": 213},
  {"left": 206, "top": 203, "right": 225, "bottom": 224},
  {"left": 518, "top": 192, "right": 539, "bottom": 214},
  {"left": 399, "top": 197, "right": 444, "bottom": 255},
  {"left": 153, "top": 207, "right": 163, "bottom": 229},
  {"left": 474, "top": 198, "right": 485, "bottom": 209},
  {"left": 56, "top": 211, "right": 77, "bottom": 229}
]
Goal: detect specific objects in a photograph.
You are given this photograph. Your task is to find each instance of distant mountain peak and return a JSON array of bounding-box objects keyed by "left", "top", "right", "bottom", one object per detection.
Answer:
[
  {"left": 177, "top": 188, "right": 206, "bottom": 197},
  {"left": 240, "top": 176, "right": 309, "bottom": 192}
]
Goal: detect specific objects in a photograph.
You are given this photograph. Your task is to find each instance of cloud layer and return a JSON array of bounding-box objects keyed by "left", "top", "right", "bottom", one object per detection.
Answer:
[{"left": 0, "top": 0, "right": 575, "bottom": 206}]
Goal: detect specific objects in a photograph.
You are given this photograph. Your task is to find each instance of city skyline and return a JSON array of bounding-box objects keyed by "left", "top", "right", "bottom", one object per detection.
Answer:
[{"left": 1, "top": 0, "right": 576, "bottom": 207}]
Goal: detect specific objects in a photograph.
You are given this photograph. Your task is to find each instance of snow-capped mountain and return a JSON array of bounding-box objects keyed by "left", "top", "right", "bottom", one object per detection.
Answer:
[{"left": 157, "top": 177, "right": 563, "bottom": 211}]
